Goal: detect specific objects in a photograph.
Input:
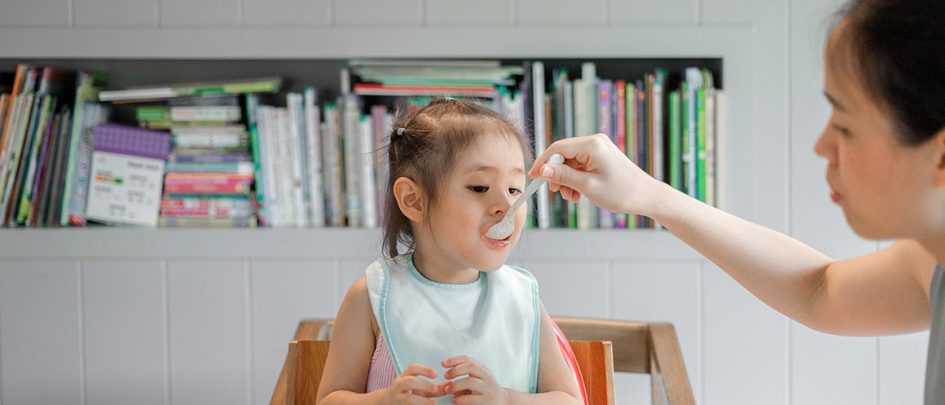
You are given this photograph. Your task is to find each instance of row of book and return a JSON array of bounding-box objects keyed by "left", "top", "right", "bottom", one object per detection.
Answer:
[
  {"left": 516, "top": 63, "right": 722, "bottom": 230},
  {"left": 0, "top": 60, "right": 720, "bottom": 229},
  {"left": 345, "top": 60, "right": 721, "bottom": 229},
  {"left": 0, "top": 66, "right": 111, "bottom": 228}
]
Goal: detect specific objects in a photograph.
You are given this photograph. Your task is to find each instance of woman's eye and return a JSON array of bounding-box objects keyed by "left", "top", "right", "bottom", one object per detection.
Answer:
[
  {"left": 832, "top": 123, "right": 852, "bottom": 137},
  {"left": 468, "top": 185, "right": 488, "bottom": 193},
  {"left": 509, "top": 188, "right": 522, "bottom": 195}
]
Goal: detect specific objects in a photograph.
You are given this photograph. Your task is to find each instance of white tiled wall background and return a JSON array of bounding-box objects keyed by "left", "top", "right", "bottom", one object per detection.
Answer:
[{"left": 0, "top": 0, "right": 931, "bottom": 404}]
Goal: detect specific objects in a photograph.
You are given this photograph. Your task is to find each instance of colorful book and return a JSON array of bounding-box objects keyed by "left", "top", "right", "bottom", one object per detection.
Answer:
[
  {"left": 98, "top": 76, "right": 282, "bottom": 102},
  {"left": 85, "top": 124, "right": 171, "bottom": 226}
]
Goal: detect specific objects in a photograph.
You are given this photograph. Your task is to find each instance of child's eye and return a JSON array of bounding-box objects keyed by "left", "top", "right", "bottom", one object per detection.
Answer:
[
  {"left": 509, "top": 188, "right": 522, "bottom": 195},
  {"left": 468, "top": 185, "right": 489, "bottom": 193}
]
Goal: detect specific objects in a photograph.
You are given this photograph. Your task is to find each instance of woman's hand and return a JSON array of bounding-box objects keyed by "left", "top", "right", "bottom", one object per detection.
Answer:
[
  {"left": 528, "top": 133, "right": 668, "bottom": 217},
  {"left": 383, "top": 363, "right": 448, "bottom": 405},
  {"left": 442, "top": 356, "right": 510, "bottom": 405}
]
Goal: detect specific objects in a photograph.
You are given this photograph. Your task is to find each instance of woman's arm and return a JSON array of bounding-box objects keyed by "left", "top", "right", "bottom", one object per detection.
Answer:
[
  {"left": 532, "top": 134, "right": 936, "bottom": 336},
  {"left": 654, "top": 183, "right": 935, "bottom": 335}
]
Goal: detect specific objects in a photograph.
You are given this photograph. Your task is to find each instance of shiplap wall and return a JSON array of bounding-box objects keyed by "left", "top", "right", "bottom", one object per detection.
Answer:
[{"left": 0, "top": 0, "right": 931, "bottom": 404}]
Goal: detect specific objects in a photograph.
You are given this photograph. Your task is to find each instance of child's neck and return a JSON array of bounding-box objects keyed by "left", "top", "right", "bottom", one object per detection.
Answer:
[{"left": 412, "top": 248, "right": 480, "bottom": 284}]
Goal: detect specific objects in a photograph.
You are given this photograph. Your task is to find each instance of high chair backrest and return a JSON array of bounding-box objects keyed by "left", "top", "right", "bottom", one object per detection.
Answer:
[
  {"left": 552, "top": 317, "right": 696, "bottom": 405},
  {"left": 272, "top": 317, "right": 693, "bottom": 405}
]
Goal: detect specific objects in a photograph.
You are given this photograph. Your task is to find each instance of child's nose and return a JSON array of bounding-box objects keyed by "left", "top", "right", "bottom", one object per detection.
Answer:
[{"left": 491, "top": 192, "right": 515, "bottom": 216}]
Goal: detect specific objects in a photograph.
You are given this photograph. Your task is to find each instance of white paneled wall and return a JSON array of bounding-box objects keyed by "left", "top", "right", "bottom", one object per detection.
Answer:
[{"left": 0, "top": 0, "right": 932, "bottom": 405}]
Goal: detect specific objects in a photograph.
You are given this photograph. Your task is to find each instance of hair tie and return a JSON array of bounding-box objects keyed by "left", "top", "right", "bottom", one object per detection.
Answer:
[{"left": 396, "top": 127, "right": 405, "bottom": 137}]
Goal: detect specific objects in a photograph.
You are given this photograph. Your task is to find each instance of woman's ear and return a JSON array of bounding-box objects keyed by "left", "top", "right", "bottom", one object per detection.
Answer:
[
  {"left": 934, "top": 129, "right": 945, "bottom": 188},
  {"left": 393, "top": 176, "right": 424, "bottom": 223}
]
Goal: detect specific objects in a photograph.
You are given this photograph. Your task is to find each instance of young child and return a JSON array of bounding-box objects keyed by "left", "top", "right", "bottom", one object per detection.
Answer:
[{"left": 316, "top": 98, "right": 582, "bottom": 405}]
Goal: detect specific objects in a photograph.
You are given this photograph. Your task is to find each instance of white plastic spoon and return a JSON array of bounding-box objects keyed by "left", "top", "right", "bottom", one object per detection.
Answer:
[{"left": 485, "top": 153, "right": 565, "bottom": 240}]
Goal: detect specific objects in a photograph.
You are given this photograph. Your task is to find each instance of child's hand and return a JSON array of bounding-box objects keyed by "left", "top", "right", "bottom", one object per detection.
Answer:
[
  {"left": 441, "top": 356, "right": 510, "bottom": 405},
  {"left": 385, "top": 363, "right": 449, "bottom": 404}
]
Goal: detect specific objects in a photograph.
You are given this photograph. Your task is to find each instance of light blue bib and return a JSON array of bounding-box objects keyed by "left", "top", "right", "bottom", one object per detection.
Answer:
[{"left": 365, "top": 254, "right": 541, "bottom": 398}]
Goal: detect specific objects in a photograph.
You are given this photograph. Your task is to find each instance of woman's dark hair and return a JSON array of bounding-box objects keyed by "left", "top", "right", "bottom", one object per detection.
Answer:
[
  {"left": 382, "top": 98, "right": 532, "bottom": 259},
  {"left": 832, "top": 0, "right": 945, "bottom": 145}
]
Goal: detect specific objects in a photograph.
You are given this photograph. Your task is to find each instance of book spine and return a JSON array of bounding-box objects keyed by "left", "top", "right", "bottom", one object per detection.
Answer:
[
  {"left": 668, "top": 91, "right": 682, "bottom": 192},
  {"left": 615, "top": 80, "right": 627, "bottom": 229},
  {"left": 343, "top": 95, "right": 361, "bottom": 228},
  {"left": 531, "top": 62, "right": 551, "bottom": 230},
  {"left": 16, "top": 96, "right": 55, "bottom": 224},
  {"left": 370, "top": 105, "right": 389, "bottom": 227},
  {"left": 358, "top": 116, "right": 377, "bottom": 228},
  {"left": 597, "top": 80, "right": 613, "bottom": 229},
  {"left": 696, "top": 89, "right": 706, "bottom": 202},
  {"left": 287, "top": 93, "right": 306, "bottom": 227},
  {"left": 173, "top": 133, "right": 248, "bottom": 148},
  {"left": 0, "top": 92, "right": 38, "bottom": 225},
  {"left": 304, "top": 88, "right": 324, "bottom": 227},
  {"left": 170, "top": 106, "right": 241, "bottom": 122},
  {"left": 60, "top": 72, "right": 96, "bottom": 226}
]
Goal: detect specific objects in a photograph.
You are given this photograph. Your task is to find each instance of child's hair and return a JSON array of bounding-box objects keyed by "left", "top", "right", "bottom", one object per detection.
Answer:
[{"left": 382, "top": 98, "right": 533, "bottom": 259}]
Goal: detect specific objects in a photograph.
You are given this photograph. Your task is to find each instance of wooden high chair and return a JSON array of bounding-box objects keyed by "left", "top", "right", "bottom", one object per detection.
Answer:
[{"left": 271, "top": 317, "right": 693, "bottom": 405}]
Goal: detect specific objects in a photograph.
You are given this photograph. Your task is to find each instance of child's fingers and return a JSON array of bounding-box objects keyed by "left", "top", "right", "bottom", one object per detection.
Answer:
[
  {"left": 446, "top": 377, "right": 486, "bottom": 396},
  {"left": 402, "top": 394, "right": 436, "bottom": 405},
  {"left": 443, "top": 362, "right": 487, "bottom": 381},
  {"left": 402, "top": 363, "right": 438, "bottom": 379},
  {"left": 441, "top": 355, "right": 484, "bottom": 369},
  {"left": 451, "top": 394, "right": 484, "bottom": 405},
  {"left": 395, "top": 376, "right": 439, "bottom": 397}
]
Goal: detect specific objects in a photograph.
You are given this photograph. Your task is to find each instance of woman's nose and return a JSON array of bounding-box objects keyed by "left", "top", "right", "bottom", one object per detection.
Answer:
[{"left": 814, "top": 127, "right": 837, "bottom": 165}]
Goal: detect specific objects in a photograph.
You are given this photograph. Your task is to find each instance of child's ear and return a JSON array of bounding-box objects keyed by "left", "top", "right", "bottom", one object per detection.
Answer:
[{"left": 393, "top": 176, "right": 424, "bottom": 222}]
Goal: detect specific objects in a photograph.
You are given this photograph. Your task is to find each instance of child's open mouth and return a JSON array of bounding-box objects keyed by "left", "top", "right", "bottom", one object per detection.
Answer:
[{"left": 484, "top": 234, "right": 511, "bottom": 248}]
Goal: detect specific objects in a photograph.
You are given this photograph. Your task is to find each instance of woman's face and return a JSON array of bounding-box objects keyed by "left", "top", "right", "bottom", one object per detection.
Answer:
[{"left": 815, "top": 25, "right": 945, "bottom": 240}]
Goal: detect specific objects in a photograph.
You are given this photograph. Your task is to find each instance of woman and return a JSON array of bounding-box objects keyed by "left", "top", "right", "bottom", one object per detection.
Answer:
[{"left": 529, "top": 0, "right": 944, "bottom": 403}]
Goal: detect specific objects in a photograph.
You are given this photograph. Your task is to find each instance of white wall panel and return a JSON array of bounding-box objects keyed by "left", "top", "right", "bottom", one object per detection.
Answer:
[
  {"left": 0, "top": 261, "right": 82, "bottom": 405},
  {"left": 83, "top": 260, "right": 166, "bottom": 405},
  {"left": 168, "top": 260, "right": 249, "bottom": 405},
  {"left": 426, "top": 0, "right": 513, "bottom": 25},
  {"left": 333, "top": 0, "right": 422, "bottom": 26},
  {"left": 0, "top": 0, "right": 70, "bottom": 26},
  {"left": 243, "top": 0, "right": 330, "bottom": 26},
  {"left": 75, "top": 0, "right": 157, "bottom": 26},
  {"left": 609, "top": 0, "right": 697, "bottom": 25},
  {"left": 516, "top": 0, "right": 605, "bottom": 25},
  {"left": 251, "top": 260, "right": 337, "bottom": 405},
  {"left": 160, "top": 0, "right": 240, "bottom": 26}
]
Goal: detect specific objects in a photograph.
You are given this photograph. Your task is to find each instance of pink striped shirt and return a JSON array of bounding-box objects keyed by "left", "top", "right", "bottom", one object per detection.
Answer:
[{"left": 366, "top": 333, "right": 397, "bottom": 392}]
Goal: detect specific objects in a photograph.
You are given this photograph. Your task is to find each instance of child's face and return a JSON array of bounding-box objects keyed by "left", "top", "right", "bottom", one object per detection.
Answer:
[{"left": 426, "top": 135, "right": 527, "bottom": 271}]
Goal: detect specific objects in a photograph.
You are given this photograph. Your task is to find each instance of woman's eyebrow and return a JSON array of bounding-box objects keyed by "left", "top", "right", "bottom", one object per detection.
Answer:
[{"left": 824, "top": 91, "right": 848, "bottom": 112}]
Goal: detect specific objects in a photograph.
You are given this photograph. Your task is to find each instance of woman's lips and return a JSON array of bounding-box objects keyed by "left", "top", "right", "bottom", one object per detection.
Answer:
[{"left": 830, "top": 189, "right": 843, "bottom": 203}]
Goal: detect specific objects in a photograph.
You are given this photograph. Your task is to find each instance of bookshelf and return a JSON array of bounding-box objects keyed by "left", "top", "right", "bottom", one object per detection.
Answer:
[
  {"left": 0, "top": 26, "right": 750, "bottom": 248},
  {"left": 0, "top": 24, "right": 765, "bottom": 405}
]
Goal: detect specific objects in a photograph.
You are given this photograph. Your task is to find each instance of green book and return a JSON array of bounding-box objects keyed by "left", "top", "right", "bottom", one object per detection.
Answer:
[
  {"left": 60, "top": 71, "right": 99, "bottom": 226},
  {"left": 16, "top": 95, "right": 55, "bottom": 224},
  {"left": 244, "top": 94, "right": 266, "bottom": 225},
  {"left": 136, "top": 106, "right": 169, "bottom": 122},
  {"left": 668, "top": 91, "right": 681, "bottom": 191},
  {"left": 696, "top": 88, "right": 708, "bottom": 202}
]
